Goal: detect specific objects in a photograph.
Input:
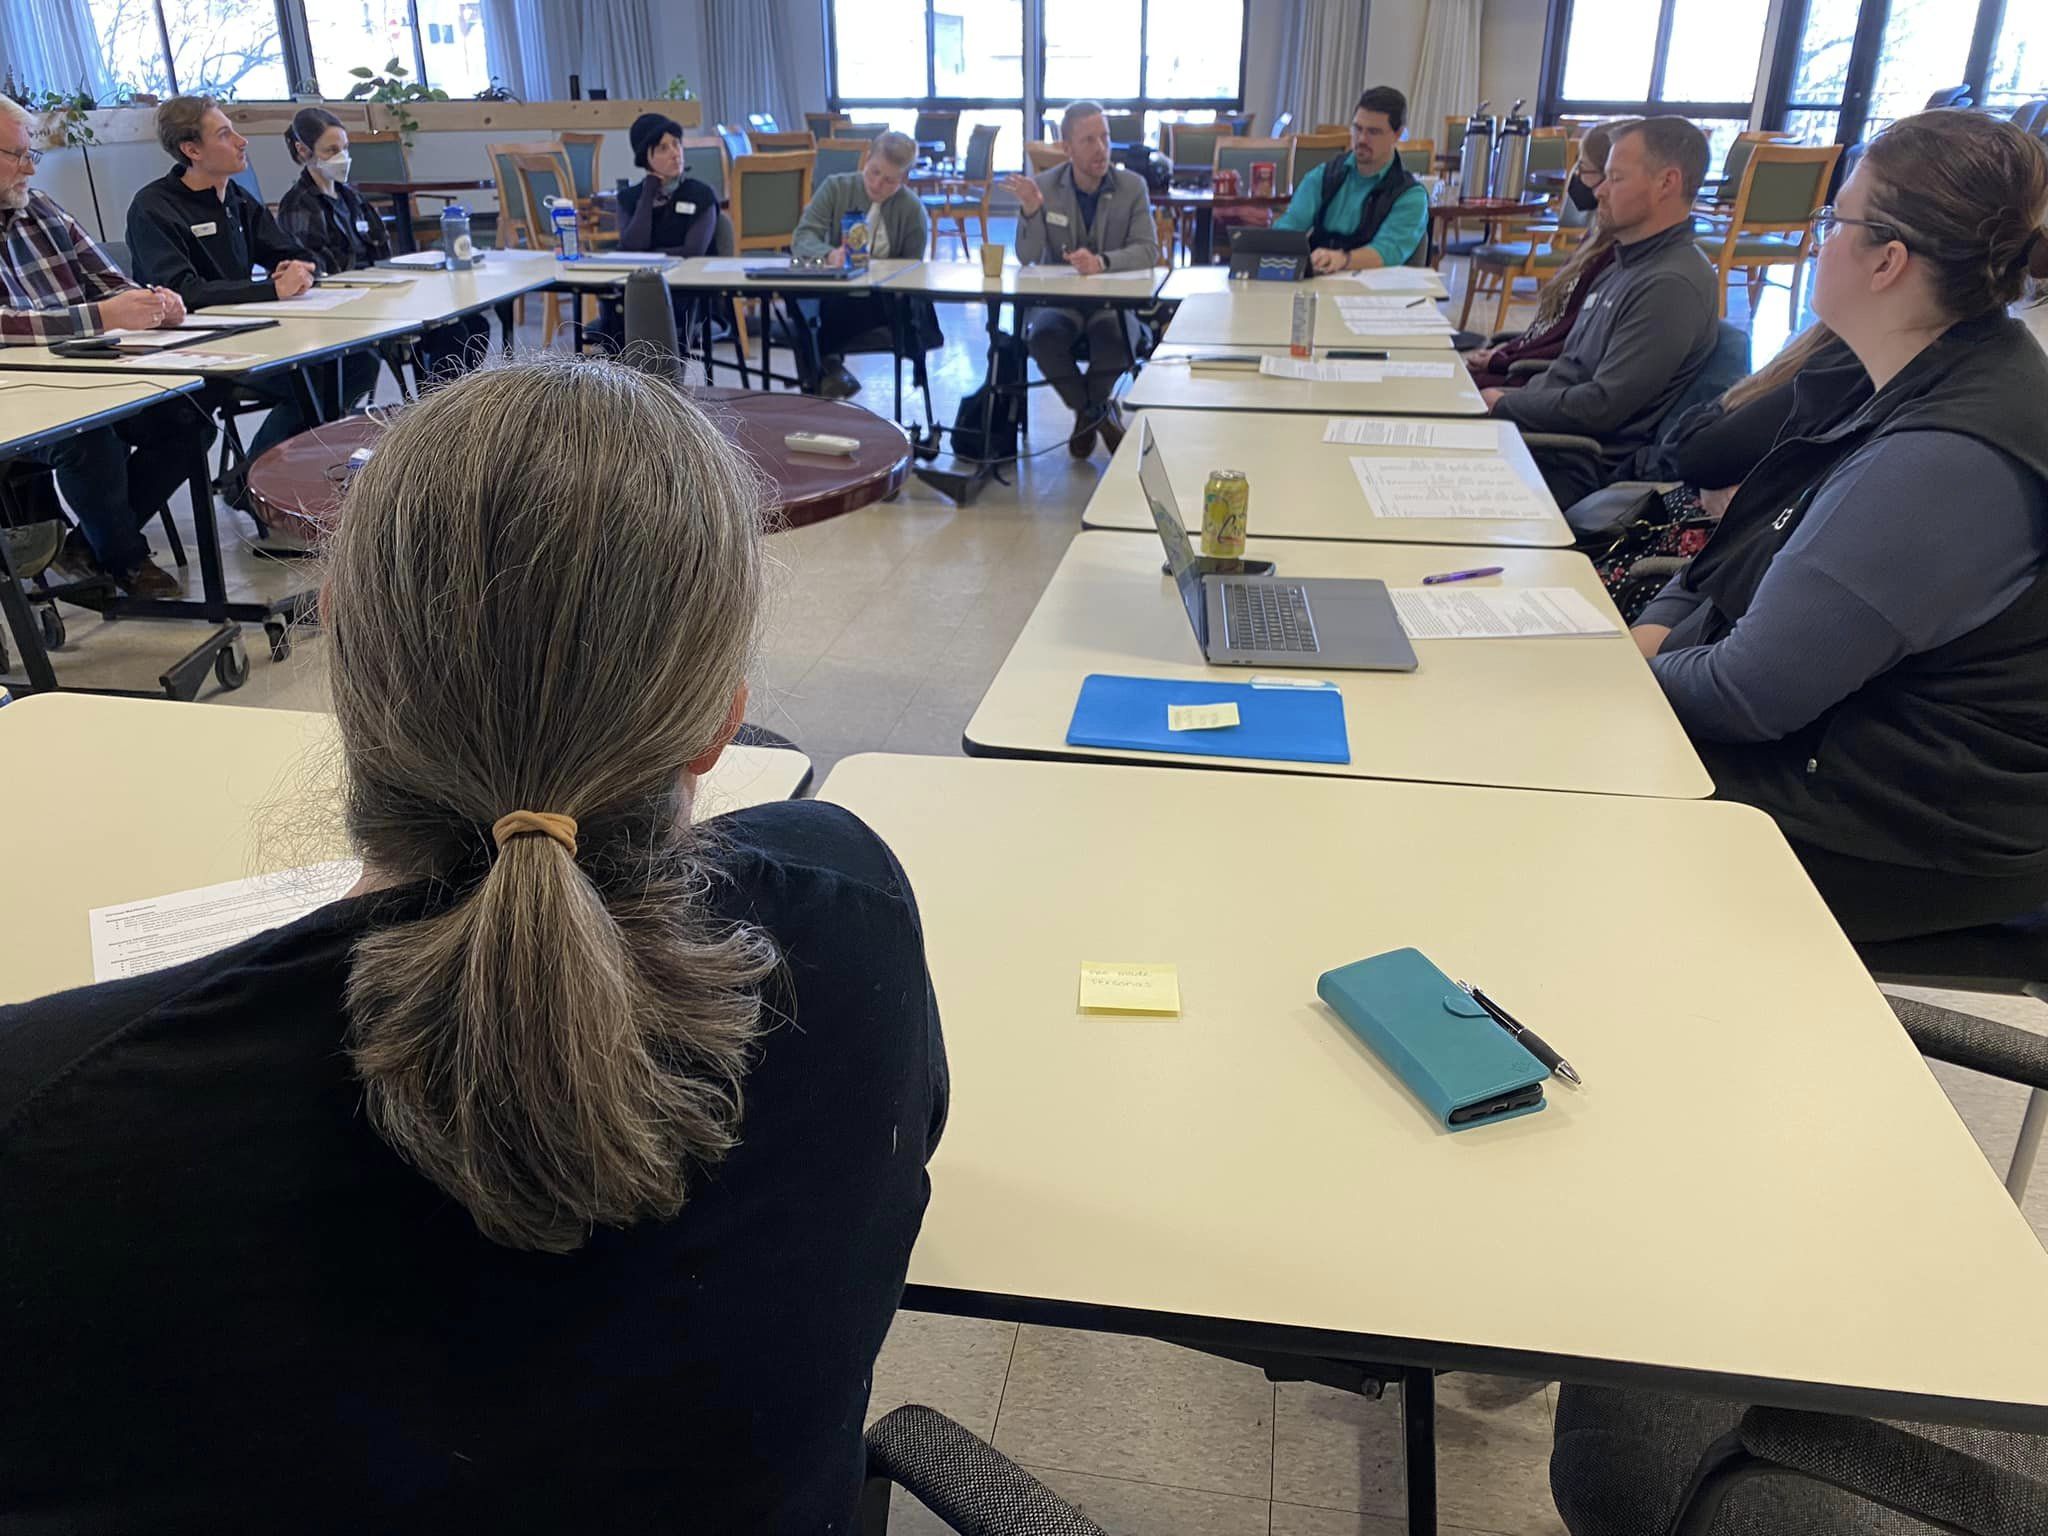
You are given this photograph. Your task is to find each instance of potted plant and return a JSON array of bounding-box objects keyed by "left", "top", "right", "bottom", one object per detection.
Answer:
[{"left": 344, "top": 59, "right": 449, "bottom": 148}]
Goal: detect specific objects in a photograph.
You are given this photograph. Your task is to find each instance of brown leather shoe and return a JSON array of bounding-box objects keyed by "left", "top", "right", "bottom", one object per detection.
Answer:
[
  {"left": 1096, "top": 406, "right": 1126, "bottom": 454},
  {"left": 117, "top": 558, "right": 181, "bottom": 599},
  {"left": 1068, "top": 411, "right": 1098, "bottom": 459}
]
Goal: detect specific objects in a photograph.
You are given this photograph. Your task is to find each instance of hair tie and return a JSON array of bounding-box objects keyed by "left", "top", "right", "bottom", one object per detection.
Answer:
[{"left": 491, "top": 811, "right": 578, "bottom": 857}]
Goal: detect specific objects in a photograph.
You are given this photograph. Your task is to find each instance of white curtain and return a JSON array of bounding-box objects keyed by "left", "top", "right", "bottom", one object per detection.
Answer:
[
  {"left": 579, "top": 0, "right": 661, "bottom": 99},
  {"left": 0, "top": 0, "right": 111, "bottom": 99},
  {"left": 1411, "top": 0, "right": 1482, "bottom": 159},
  {"left": 702, "top": 0, "right": 810, "bottom": 131},
  {"left": 483, "top": 0, "right": 557, "bottom": 100},
  {"left": 1265, "top": 0, "right": 1371, "bottom": 134}
]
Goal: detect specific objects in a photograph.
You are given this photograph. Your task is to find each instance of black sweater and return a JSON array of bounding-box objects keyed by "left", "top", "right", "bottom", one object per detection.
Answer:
[
  {"left": 620, "top": 173, "right": 719, "bottom": 257},
  {"left": 126, "top": 164, "right": 314, "bottom": 309},
  {"left": 276, "top": 168, "right": 391, "bottom": 275},
  {"left": 0, "top": 799, "right": 947, "bottom": 1534}
]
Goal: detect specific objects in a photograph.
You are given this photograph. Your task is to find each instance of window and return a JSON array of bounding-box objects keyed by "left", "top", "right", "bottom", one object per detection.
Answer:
[
  {"left": 1543, "top": 0, "right": 1769, "bottom": 172},
  {"left": 1863, "top": 0, "right": 1972, "bottom": 138},
  {"left": 1984, "top": 1, "right": 2048, "bottom": 113},
  {"left": 307, "top": 0, "right": 418, "bottom": 100},
  {"left": 830, "top": 0, "right": 1245, "bottom": 174},
  {"left": 89, "top": 0, "right": 289, "bottom": 98}
]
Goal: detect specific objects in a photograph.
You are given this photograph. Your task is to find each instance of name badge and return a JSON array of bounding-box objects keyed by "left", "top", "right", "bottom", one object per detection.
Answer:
[
  {"left": 354, "top": 218, "right": 370, "bottom": 234},
  {"left": 1046, "top": 211, "right": 1070, "bottom": 228},
  {"left": 676, "top": 200, "right": 697, "bottom": 215},
  {"left": 190, "top": 221, "right": 218, "bottom": 236}
]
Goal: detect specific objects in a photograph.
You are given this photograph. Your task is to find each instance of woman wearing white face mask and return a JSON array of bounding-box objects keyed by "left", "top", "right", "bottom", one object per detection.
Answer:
[{"left": 278, "top": 107, "right": 489, "bottom": 383}]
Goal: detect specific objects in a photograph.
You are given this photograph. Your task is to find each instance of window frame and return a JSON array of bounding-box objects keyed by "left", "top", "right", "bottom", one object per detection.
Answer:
[
  {"left": 1537, "top": 0, "right": 1759, "bottom": 135},
  {"left": 85, "top": 0, "right": 461, "bottom": 100}
]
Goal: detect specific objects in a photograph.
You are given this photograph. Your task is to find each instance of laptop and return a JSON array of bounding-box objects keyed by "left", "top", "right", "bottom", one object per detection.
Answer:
[
  {"left": 1138, "top": 424, "right": 1417, "bottom": 672},
  {"left": 1227, "top": 228, "right": 1310, "bottom": 282},
  {"left": 743, "top": 261, "right": 864, "bottom": 281}
]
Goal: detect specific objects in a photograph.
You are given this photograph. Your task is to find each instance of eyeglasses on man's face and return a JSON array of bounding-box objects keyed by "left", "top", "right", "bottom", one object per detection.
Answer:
[{"left": 0, "top": 144, "right": 44, "bottom": 169}]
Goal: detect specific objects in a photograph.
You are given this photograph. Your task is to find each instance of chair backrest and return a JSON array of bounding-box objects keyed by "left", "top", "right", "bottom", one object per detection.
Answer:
[
  {"left": 1441, "top": 116, "right": 1468, "bottom": 159},
  {"left": 682, "top": 134, "right": 732, "bottom": 202},
  {"left": 730, "top": 151, "right": 814, "bottom": 250},
  {"left": 747, "top": 112, "right": 779, "bottom": 133},
  {"left": 1924, "top": 84, "right": 1973, "bottom": 110},
  {"left": 1166, "top": 120, "right": 1229, "bottom": 174},
  {"left": 1024, "top": 141, "right": 1070, "bottom": 174},
  {"left": 1726, "top": 141, "right": 1840, "bottom": 237},
  {"left": 960, "top": 121, "right": 1000, "bottom": 182},
  {"left": 1270, "top": 111, "right": 1294, "bottom": 138},
  {"left": 510, "top": 150, "right": 576, "bottom": 247},
  {"left": 229, "top": 163, "right": 263, "bottom": 206},
  {"left": 844, "top": 121, "right": 889, "bottom": 140},
  {"left": 814, "top": 138, "right": 870, "bottom": 180},
  {"left": 1214, "top": 136, "right": 1294, "bottom": 193},
  {"left": 716, "top": 125, "right": 753, "bottom": 164},
  {"left": 1526, "top": 126, "right": 1569, "bottom": 175},
  {"left": 1710, "top": 132, "right": 1789, "bottom": 203},
  {"left": 912, "top": 110, "right": 960, "bottom": 157},
  {"left": 559, "top": 130, "right": 602, "bottom": 201},
  {"left": 348, "top": 130, "right": 409, "bottom": 184},
  {"left": 1398, "top": 140, "right": 1436, "bottom": 174},
  {"left": 803, "top": 111, "right": 850, "bottom": 141},
  {"left": 1288, "top": 131, "right": 1349, "bottom": 187},
  {"left": 750, "top": 129, "right": 815, "bottom": 154},
  {"left": 2010, "top": 99, "right": 2048, "bottom": 137},
  {"left": 1655, "top": 320, "right": 1752, "bottom": 439},
  {"left": 487, "top": 139, "right": 563, "bottom": 243},
  {"left": 1103, "top": 111, "right": 1143, "bottom": 145}
]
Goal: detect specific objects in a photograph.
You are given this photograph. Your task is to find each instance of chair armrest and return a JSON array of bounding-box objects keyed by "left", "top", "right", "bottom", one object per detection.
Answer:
[
  {"left": 864, "top": 1405, "right": 1109, "bottom": 1536},
  {"left": 1622, "top": 555, "right": 1689, "bottom": 583},
  {"left": 1486, "top": 329, "right": 1520, "bottom": 346},
  {"left": 1504, "top": 358, "right": 1551, "bottom": 378},
  {"left": 1516, "top": 431, "right": 1604, "bottom": 459},
  {"left": 1738, "top": 1406, "right": 2048, "bottom": 1535},
  {"left": 1887, "top": 996, "right": 2048, "bottom": 1092}
]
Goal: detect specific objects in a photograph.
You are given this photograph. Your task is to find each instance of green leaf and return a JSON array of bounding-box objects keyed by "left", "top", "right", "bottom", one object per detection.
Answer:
[
  {"left": 384, "top": 57, "right": 402, "bottom": 73},
  {"left": 348, "top": 66, "right": 373, "bottom": 78}
]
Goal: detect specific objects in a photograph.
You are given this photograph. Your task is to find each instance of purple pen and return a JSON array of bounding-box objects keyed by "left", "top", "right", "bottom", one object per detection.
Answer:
[{"left": 1421, "top": 565, "right": 1505, "bottom": 585}]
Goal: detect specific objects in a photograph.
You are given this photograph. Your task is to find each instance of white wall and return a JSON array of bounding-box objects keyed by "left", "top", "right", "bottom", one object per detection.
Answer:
[{"left": 1478, "top": 0, "right": 1547, "bottom": 117}]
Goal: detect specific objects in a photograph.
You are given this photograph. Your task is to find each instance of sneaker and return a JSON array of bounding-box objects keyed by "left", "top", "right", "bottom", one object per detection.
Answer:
[
  {"left": 1067, "top": 411, "right": 1098, "bottom": 459},
  {"left": 1096, "top": 406, "right": 1126, "bottom": 455},
  {"left": 1, "top": 521, "right": 64, "bottom": 580},
  {"left": 48, "top": 529, "right": 104, "bottom": 583},
  {"left": 117, "top": 558, "right": 181, "bottom": 599},
  {"left": 817, "top": 362, "right": 862, "bottom": 399},
  {"left": 216, "top": 464, "right": 250, "bottom": 514}
]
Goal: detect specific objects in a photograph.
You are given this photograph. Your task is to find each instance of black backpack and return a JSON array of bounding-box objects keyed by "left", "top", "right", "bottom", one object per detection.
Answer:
[{"left": 949, "top": 330, "right": 1027, "bottom": 465}]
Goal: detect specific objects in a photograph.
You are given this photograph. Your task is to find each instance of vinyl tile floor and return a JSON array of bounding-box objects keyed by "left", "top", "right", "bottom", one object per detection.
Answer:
[{"left": 9, "top": 253, "right": 2041, "bottom": 1536}]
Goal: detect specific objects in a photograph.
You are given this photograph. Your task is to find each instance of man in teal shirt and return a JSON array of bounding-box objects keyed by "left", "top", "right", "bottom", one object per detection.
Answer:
[{"left": 1274, "top": 86, "right": 1429, "bottom": 272}]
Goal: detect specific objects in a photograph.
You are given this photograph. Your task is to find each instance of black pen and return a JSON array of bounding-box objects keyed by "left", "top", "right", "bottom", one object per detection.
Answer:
[
  {"left": 1405, "top": 296, "right": 1431, "bottom": 308},
  {"left": 1326, "top": 348, "right": 1389, "bottom": 360},
  {"left": 1460, "top": 981, "right": 1582, "bottom": 1085}
]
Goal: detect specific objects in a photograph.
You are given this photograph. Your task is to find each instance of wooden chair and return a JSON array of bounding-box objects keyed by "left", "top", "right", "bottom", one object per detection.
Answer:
[
  {"left": 1024, "top": 141, "right": 1070, "bottom": 174},
  {"left": 1441, "top": 116, "right": 1469, "bottom": 166},
  {"left": 813, "top": 137, "right": 871, "bottom": 181},
  {"left": 1696, "top": 141, "right": 1841, "bottom": 317},
  {"left": 920, "top": 121, "right": 1000, "bottom": 256},
  {"left": 1699, "top": 130, "right": 1793, "bottom": 211},
  {"left": 510, "top": 149, "right": 596, "bottom": 344},
  {"left": 843, "top": 121, "right": 889, "bottom": 140},
  {"left": 559, "top": 130, "right": 612, "bottom": 248},
  {"left": 344, "top": 130, "right": 445, "bottom": 244},
  {"left": 1213, "top": 135, "right": 1295, "bottom": 195},
  {"left": 730, "top": 151, "right": 814, "bottom": 252},
  {"left": 1288, "top": 130, "right": 1349, "bottom": 189},
  {"left": 1103, "top": 111, "right": 1144, "bottom": 145},
  {"left": 1526, "top": 126, "right": 1570, "bottom": 180},
  {"left": 1165, "top": 121, "right": 1229, "bottom": 183},
  {"left": 912, "top": 109, "right": 961, "bottom": 164},
  {"left": 746, "top": 112, "right": 779, "bottom": 133},
  {"left": 487, "top": 138, "right": 564, "bottom": 249},
  {"left": 1459, "top": 218, "right": 1586, "bottom": 331},
  {"left": 749, "top": 129, "right": 816, "bottom": 154},
  {"left": 1312, "top": 123, "right": 1347, "bottom": 134},
  {"left": 803, "top": 111, "right": 851, "bottom": 141},
  {"left": 681, "top": 134, "right": 733, "bottom": 206},
  {"left": 1270, "top": 111, "right": 1294, "bottom": 138},
  {"left": 1398, "top": 139, "right": 1436, "bottom": 175}
]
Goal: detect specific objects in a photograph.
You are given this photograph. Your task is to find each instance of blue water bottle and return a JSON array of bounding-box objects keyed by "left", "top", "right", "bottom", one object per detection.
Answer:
[
  {"left": 440, "top": 203, "right": 475, "bottom": 270},
  {"left": 547, "top": 197, "right": 581, "bottom": 260}
]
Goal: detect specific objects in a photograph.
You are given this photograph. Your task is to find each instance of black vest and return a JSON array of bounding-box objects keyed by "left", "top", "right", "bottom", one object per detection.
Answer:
[
  {"left": 1308, "top": 156, "right": 1418, "bottom": 256},
  {"left": 1686, "top": 313, "right": 2048, "bottom": 878}
]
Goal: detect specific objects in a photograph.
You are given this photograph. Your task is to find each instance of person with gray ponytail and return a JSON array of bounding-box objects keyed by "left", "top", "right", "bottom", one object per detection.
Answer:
[{"left": 0, "top": 356, "right": 948, "bottom": 1532}]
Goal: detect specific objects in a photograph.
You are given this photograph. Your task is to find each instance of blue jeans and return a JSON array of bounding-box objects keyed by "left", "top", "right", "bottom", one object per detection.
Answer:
[{"left": 37, "top": 399, "right": 212, "bottom": 575}]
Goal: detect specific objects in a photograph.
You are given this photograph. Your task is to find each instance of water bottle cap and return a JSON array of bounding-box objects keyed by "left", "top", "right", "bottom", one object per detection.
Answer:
[{"left": 442, "top": 203, "right": 468, "bottom": 218}]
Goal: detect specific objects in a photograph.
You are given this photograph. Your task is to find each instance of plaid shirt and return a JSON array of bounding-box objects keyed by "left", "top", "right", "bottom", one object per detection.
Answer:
[{"left": 2, "top": 189, "right": 137, "bottom": 345}]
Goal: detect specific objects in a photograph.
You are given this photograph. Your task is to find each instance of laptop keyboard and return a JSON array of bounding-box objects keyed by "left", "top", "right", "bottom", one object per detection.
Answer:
[{"left": 1222, "top": 582, "right": 1320, "bottom": 653}]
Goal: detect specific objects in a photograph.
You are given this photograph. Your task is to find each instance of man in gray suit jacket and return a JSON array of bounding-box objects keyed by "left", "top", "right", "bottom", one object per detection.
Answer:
[{"left": 1003, "top": 101, "right": 1159, "bottom": 458}]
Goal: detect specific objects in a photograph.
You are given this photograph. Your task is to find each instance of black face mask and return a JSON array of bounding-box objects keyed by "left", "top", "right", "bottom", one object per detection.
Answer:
[{"left": 1567, "top": 173, "right": 1600, "bottom": 213}]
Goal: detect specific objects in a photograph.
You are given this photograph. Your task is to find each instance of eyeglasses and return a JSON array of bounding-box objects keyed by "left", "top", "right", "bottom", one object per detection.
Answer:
[
  {"left": 0, "top": 145, "right": 45, "bottom": 169},
  {"left": 1810, "top": 205, "right": 1904, "bottom": 246}
]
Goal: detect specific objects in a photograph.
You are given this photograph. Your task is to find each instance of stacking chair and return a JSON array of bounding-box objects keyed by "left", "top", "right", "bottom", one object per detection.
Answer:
[
  {"left": 920, "top": 122, "right": 1000, "bottom": 256},
  {"left": 1165, "top": 120, "right": 1229, "bottom": 184},
  {"left": 813, "top": 137, "right": 871, "bottom": 181},
  {"left": 346, "top": 130, "right": 441, "bottom": 243},
  {"left": 1526, "top": 125, "right": 1570, "bottom": 179},
  {"left": 716, "top": 125, "right": 753, "bottom": 165},
  {"left": 1222, "top": 111, "right": 1253, "bottom": 136},
  {"left": 746, "top": 112, "right": 780, "bottom": 133},
  {"left": 1924, "top": 84, "right": 1973, "bottom": 109},
  {"left": 1398, "top": 139, "right": 1436, "bottom": 174},
  {"left": 1460, "top": 216, "right": 1583, "bottom": 330},
  {"left": 510, "top": 149, "right": 593, "bottom": 344},
  {"left": 1287, "top": 130, "right": 1350, "bottom": 189},
  {"left": 1270, "top": 111, "right": 1295, "bottom": 137},
  {"left": 1213, "top": 135, "right": 1295, "bottom": 195},
  {"left": 2009, "top": 99, "right": 2048, "bottom": 138},
  {"left": 912, "top": 109, "right": 961, "bottom": 165},
  {"left": 750, "top": 129, "right": 816, "bottom": 155},
  {"left": 1024, "top": 141, "right": 1070, "bottom": 174},
  {"left": 1551, "top": 1382, "right": 2048, "bottom": 1536},
  {"left": 1698, "top": 129, "right": 1790, "bottom": 211},
  {"left": 559, "top": 130, "right": 611, "bottom": 248},
  {"left": 803, "top": 110, "right": 851, "bottom": 141},
  {"left": 681, "top": 134, "right": 733, "bottom": 206},
  {"left": 1102, "top": 111, "right": 1143, "bottom": 145},
  {"left": 1441, "top": 114, "right": 1469, "bottom": 169},
  {"left": 843, "top": 121, "right": 889, "bottom": 140},
  {"left": 1696, "top": 141, "right": 1840, "bottom": 317},
  {"left": 487, "top": 138, "right": 565, "bottom": 251},
  {"left": 729, "top": 151, "right": 814, "bottom": 369}
]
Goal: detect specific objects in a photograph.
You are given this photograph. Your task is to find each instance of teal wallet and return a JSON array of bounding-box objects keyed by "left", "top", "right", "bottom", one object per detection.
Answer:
[{"left": 1317, "top": 947, "right": 1548, "bottom": 1129}]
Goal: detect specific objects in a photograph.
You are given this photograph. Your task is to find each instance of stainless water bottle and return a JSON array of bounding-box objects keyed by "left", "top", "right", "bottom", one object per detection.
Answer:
[{"left": 1491, "top": 100, "right": 1532, "bottom": 200}]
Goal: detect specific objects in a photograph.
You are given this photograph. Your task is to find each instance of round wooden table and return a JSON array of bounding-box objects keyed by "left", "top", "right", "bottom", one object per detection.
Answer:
[
  {"left": 248, "top": 387, "right": 912, "bottom": 543},
  {"left": 1426, "top": 195, "right": 1552, "bottom": 264}
]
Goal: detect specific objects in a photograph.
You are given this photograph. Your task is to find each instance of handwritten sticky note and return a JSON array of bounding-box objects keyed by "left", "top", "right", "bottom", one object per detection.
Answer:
[
  {"left": 1078, "top": 962, "right": 1182, "bottom": 1015},
  {"left": 1166, "top": 701, "right": 1240, "bottom": 732}
]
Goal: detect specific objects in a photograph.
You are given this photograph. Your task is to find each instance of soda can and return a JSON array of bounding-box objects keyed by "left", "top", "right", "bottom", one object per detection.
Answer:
[
  {"left": 1202, "top": 470, "right": 1250, "bottom": 558},
  {"left": 1290, "top": 289, "right": 1315, "bottom": 358}
]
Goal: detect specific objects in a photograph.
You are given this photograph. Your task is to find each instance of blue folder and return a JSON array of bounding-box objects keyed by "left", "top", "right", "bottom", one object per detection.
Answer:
[{"left": 1065, "top": 674, "right": 1350, "bottom": 764}]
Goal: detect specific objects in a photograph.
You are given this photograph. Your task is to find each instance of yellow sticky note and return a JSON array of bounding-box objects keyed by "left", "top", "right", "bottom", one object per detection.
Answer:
[
  {"left": 1078, "top": 961, "right": 1182, "bottom": 1016},
  {"left": 1166, "top": 701, "right": 1241, "bottom": 732}
]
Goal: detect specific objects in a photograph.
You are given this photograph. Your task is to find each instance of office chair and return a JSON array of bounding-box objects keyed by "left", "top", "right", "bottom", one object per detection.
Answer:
[
  {"left": 860, "top": 1405, "right": 1106, "bottom": 1535},
  {"left": 1552, "top": 1383, "right": 2047, "bottom": 1536}
]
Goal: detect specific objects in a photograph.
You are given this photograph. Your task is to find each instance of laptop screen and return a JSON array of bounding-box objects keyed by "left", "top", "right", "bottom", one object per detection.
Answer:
[{"left": 1137, "top": 423, "right": 1209, "bottom": 651}]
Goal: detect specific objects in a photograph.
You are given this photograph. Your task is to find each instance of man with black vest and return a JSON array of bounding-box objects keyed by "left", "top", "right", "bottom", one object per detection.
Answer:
[{"left": 1273, "top": 86, "right": 1429, "bottom": 272}]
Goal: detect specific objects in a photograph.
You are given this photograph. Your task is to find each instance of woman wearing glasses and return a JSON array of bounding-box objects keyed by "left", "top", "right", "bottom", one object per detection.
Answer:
[{"left": 1632, "top": 109, "right": 2048, "bottom": 942}]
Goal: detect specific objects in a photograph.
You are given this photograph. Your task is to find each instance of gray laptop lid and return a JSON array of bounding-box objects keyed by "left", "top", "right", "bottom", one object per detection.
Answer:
[{"left": 1138, "top": 424, "right": 1213, "bottom": 654}]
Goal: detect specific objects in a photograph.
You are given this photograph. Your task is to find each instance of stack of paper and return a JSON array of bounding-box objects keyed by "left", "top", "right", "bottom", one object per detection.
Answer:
[
  {"left": 1323, "top": 419, "right": 1500, "bottom": 450},
  {"left": 1343, "top": 267, "right": 1443, "bottom": 292},
  {"left": 88, "top": 861, "right": 362, "bottom": 981},
  {"left": 1350, "top": 456, "right": 1554, "bottom": 520},
  {"left": 1258, "top": 356, "right": 1456, "bottom": 382},
  {"left": 1390, "top": 587, "right": 1619, "bottom": 639},
  {"left": 1332, "top": 294, "right": 1451, "bottom": 337},
  {"left": 199, "top": 288, "right": 365, "bottom": 316}
]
